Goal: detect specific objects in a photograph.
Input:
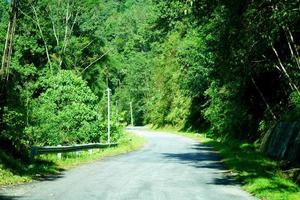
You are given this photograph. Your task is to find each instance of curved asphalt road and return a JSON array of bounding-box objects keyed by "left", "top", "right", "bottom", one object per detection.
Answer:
[{"left": 0, "top": 127, "right": 256, "bottom": 200}]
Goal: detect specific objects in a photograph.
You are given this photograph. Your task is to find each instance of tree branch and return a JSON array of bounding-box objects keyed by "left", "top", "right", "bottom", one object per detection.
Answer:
[
  {"left": 31, "top": 5, "right": 52, "bottom": 73},
  {"left": 81, "top": 49, "right": 112, "bottom": 74}
]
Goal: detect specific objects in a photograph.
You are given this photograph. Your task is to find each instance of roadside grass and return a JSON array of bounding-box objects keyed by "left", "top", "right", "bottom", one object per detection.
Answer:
[
  {"left": 151, "top": 126, "right": 300, "bottom": 200},
  {"left": 0, "top": 132, "right": 145, "bottom": 186}
]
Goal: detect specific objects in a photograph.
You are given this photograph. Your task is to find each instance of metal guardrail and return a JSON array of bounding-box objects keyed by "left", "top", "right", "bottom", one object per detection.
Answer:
[{"left": 31, "top": 143, "right": 118, "bottom": 158}]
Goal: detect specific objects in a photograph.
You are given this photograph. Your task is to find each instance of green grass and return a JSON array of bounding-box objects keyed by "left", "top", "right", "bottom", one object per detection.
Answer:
[
  {"left": 151, "top": 126, "right": 300, "bottom": 200},
  {"left": 0, "top": 132, "right": 145, "bottom": 186}
]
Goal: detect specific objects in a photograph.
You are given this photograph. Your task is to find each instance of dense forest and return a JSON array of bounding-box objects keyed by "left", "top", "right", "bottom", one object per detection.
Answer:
[{"left": 0, "top": 0, "right": 299, "bottom": 163}]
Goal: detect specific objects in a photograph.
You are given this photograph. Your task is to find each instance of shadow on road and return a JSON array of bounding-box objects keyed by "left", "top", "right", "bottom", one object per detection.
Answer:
[
  {"left": 190, "top": 145, "right": 214, "bottom": 151},
  {"left": 34, "top": 172, "right": 65, "bottom": 181},
  {"left": 0, "top": 194, "right": 22, "bottom": 200},
  {"left": 211, "top": 177, "right": 239, "bottom": 185},
  {"left": 162, "top": 143, "right": 240, "bottom": 186}
]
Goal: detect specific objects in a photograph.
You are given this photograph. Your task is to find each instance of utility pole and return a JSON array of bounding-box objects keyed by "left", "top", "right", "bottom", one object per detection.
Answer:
[
  {"left": 130, "top": 101, "right": 133, "bottom": 127},
  {"left": 98, "top": 104, "right": 101, "bottom": 143},
  {"left": 107, "top": 88, "right": 111, "bottom": 144},
  {"left": 115, "top": 100, "right": 118, "bottom": 120}
]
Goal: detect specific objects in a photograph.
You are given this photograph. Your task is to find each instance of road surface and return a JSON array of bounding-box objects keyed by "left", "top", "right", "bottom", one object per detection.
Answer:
[{"left": 0, "top": 127, "right": 256, "bottom": 200}]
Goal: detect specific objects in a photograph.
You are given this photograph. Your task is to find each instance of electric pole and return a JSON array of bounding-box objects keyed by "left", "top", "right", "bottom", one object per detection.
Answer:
[
  {"left": 107, "top": 88, "right": 111, "bottom": 144},
  {"left": 115, "top": 100, "right": 118, "bottom": 120},
  {"left": 130, "top": 101, "right": 133, "bottom": 127}
]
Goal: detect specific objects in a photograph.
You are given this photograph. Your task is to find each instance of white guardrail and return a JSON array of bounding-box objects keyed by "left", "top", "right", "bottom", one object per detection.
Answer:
[{"left": 31, "top": 143, "right": 118, "bottom": 158}]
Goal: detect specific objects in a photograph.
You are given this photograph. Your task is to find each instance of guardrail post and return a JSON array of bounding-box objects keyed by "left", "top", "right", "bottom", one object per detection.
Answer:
[
  {"left": 57, "top": 145, "right": 62, "bottom": 159},
  {"left": 31, "top": 147, "right": 38, "bottom": 160},
  {"left": 88, "top": 149, "right": 93, "bottom": 155}
]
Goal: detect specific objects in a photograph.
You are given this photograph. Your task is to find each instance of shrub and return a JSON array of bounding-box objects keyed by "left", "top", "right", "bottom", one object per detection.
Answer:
[{"left": 26, "top": 70, "right": 101, "bottom": 145}]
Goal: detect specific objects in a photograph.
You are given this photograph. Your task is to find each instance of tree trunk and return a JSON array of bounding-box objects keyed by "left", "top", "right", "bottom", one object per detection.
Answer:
[{"left": 0, "top": 0, "right": 18, "bottom": 136}]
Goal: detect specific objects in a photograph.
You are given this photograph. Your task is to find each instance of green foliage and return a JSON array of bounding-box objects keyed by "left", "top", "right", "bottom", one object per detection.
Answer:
[
  {"left": 26, "top": 71, "right": 101, "bottom": 145},
  {"left": 203, "top": 81, "right": 248, "bottom": 137},
  {"left": 290, "top": 92, "right": 300, "bottom": 110},
  {"left": 143, "top": 0, "right": 300, "bottom": 141},
  {"left": 282, "top": 92, "right": 300, "bottom": 122},
  {"left": 1, "top": 0, "right": 127, "bottom": 159}
]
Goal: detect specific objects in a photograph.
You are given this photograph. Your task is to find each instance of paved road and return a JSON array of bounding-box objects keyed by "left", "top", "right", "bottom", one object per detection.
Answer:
[{"left": 0, "top": 127, "right": 256, "bottom": 200}]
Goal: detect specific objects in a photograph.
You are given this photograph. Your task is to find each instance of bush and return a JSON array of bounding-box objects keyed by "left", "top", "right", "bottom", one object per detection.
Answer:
[
  {"left": 26, "top": 70, "right": 102, "bottom": 145},
  {"left": 282, "top": 92, "right": 300, "bottom": 121}
]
